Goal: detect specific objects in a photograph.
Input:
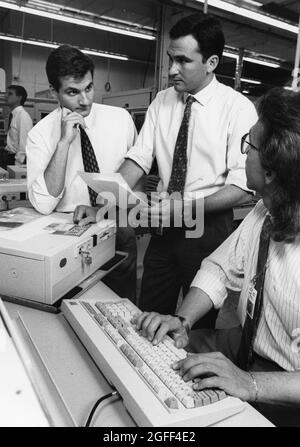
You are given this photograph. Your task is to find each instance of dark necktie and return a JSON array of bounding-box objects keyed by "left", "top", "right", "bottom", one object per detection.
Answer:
[
  {"left": 167, "top": 95, "right": 196, "bottom": 195},
  {"left": 7, "top": 112, "right": 13, "bottom": 130},
  {"left": 236, "top": 215, "right": 271, "bottom": 370},
  {"left": 80, "top": 126, "right": 100, "bottom": 207}
]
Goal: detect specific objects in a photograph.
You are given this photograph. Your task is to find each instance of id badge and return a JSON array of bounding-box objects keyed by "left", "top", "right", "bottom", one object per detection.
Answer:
[{"left": 246, "top": 284, "right": 257, "bottom": 319}]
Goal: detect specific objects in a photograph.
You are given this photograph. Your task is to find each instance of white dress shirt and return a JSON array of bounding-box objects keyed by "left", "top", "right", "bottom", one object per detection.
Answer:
[
  {"left": 126, "top": 76, "right": 258, "bottom": 198},
  {"left": 192, "top": 200, "right": 300, "bottom": 371},
  {"left": 5, "top": 105, "right": 33, "bottom": 165},
  {"left": 26, "top": 103, "right": 137, "bottom": 215}
]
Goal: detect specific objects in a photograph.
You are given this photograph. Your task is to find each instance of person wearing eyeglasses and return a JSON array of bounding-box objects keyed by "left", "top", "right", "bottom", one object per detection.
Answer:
[
  {"left": 0, "top": 85, "right": 33, "bottom": 168},
  {"left": 134, "top": 88, "right": 300, "bottom": 426}
]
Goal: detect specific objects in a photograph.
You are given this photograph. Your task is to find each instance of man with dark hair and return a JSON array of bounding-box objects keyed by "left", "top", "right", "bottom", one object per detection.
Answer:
[
  {"left": 75, "top": 14, "right": 257, "bottom": 320},
  {"left": 26, "top": 45, "right": 138, "bottom": 301},
  {"left": 135, "top": 88, "right": 300, "bottom": 426},
  {"left": 0, "top": 84, "right": 32, "bottom": 167},
  {"left": 45, "top": 44, "right": 95, "bottom": 93}
]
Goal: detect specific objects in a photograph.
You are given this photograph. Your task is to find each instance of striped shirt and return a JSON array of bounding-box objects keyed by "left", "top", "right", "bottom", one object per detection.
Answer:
[{"left": 191, "top": 200, "right": 300, "bottom": 371}]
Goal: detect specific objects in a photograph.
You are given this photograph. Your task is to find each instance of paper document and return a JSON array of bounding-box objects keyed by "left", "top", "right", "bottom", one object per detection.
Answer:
[
  {"left": 0, "top": 207, "right": 41, "bottom": 231},
  {"left": 78, "top": 171, "right": 148, "bottom": 209},
  {"left": 43, "top": 222, "right": 92, "bottom": 236}
]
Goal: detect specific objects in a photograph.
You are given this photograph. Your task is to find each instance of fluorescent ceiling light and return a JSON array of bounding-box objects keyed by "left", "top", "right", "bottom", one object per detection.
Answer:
[
  {"left": 0, "top": 33, "right": 129, "bottom": 61},
  {"left": 195, "top": 0, "right": 299, "bottom": 34},
  {"left": 223, "top": 51, "right": 238, "bottom": 60},
  {"left": 243, "top": 0, "right": 262, "bottom": 6},
  {"left": 83, "top": 49, "right": 128, "bottom": 61},
  {"left": 241, "top": 77, "right": 261, "bottom": 84},
  {"left": 284, "top": 86, "right": 298, "bottom": 91},
  {"left": 243, "top": 57, "right": 280, "bottom": 68},
  {"left": 223, "top": 51, "right": 281, "bottom": 68},
  {"left": 0, "top": 0, "right": 155, "bottom": 40}
]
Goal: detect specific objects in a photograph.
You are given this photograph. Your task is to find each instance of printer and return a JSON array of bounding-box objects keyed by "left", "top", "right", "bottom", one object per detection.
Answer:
[
  {"left": 0, "top": 167, "right": 8, "bottom": 180},
  {"left": 0, "top": 179, "right": 29, "bottom": 211},
  {"left": 7, "top": 165, "right": 27, "bottom": 179},
  {"left": 0, "top": 212, "right": 116, "bottom": 305}
]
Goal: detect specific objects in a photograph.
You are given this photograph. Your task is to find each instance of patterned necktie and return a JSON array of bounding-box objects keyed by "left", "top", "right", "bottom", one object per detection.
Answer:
[
  {"left": 167, "top": 95, "right": 196, "bottom": 195},
  {"left": 236, "top": 215, "right": 271, "bottom": 370},
  {"left": 80, "top": 126, "right": 100, "bottom": 207}
]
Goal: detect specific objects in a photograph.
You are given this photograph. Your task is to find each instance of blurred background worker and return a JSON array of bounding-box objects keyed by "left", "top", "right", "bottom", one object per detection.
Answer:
[{"left": 0, "top": 84, "right": 33, "bottom": 168}]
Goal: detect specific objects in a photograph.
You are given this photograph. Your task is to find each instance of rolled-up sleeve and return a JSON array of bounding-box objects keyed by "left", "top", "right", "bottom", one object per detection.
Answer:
[
  {"left": 225, "top": 99, "right": 258, "bottom": 192},
  {"left": 125, "top": 94, "right": 160, "bottom": 174},
  {"left": 26, "top": 130, "right": 63, "bottom": 215},
  {"left": 191, "top": 216, "right": 247, "bottom": 308}
]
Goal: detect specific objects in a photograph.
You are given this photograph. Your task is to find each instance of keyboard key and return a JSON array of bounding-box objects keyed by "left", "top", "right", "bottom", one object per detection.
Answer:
[
  {"left": 94, "top": 314, "right": 107, "bottom": 327},
  {"left": 214, "top": 389, "right": 227, "bottom": 400},
  {"left": 82, "top": 301, "right": 97, "bottom": 315},
  {"left": 181, "top": 395, "right": 195, "bottom": 409},
  {"left": 118, "top": 327, "right": 130, "bottom": 339},
  {"left": 204, "top": 389, "right": 219, "bottom": 403},
  {"left": 164, "top": 396, "right": 179, "bottom": 409}
]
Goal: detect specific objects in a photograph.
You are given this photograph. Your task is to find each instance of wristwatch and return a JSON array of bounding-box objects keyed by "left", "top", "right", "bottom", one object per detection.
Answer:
[{"left": 173, "top": 314, "right": 191, "bottom": 334}]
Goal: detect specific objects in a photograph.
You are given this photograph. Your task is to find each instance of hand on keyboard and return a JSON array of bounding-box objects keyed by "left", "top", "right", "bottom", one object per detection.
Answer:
[
  {"left": 173, "top": 351, "right": 254, "bottom": 402},
  {"left": 132, "top": 312, "right": 189, "bottom": 348},
  {"left": 63, "top": 299, "right": 246, "bottom": 423}
]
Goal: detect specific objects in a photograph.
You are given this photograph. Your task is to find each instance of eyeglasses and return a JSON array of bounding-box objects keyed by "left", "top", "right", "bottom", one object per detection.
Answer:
[{"left": 241, "top": 133, "right": 260, "bottom": 154}]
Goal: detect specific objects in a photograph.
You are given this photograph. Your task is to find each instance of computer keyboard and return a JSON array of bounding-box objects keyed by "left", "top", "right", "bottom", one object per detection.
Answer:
[{"left": 62, "top": 297, "right": 245, "bottom": 426}]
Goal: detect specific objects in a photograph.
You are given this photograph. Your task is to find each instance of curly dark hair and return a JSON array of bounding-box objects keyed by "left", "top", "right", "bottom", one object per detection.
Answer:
[
  {"left": 169, "top": 13, "right": 225, "bottom": 62},
  {"left": 258, "top": 87, "right": 300, "bottom": 242},
  {"left": 46, "top": 45, "right": 94, "bottom": 92}
]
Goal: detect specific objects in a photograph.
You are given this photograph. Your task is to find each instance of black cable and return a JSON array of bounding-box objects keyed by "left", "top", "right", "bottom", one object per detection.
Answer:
[{"left": 85, "top": 390, "right": 119, "bottom": 427}]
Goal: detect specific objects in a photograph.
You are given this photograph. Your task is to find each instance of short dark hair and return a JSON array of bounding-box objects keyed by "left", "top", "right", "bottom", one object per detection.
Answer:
[
  {"left": 257, "top": 87, "right": 300, "bottom": 242},
  {"left": 46, "top": 45, "right": 95, "bottom": 92},
  {"left": 8, "top": 85, "right": 28, "bottom": 105},
  {"left": 169, "top": 14, "right": 225, "bottom": 62}
]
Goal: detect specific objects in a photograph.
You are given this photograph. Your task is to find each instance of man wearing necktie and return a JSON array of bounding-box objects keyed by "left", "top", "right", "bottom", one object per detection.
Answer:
[
  {"left": 76, "top": 14, "right": 257, "bottom": 319},
  {"left": 117, "top": 14, "right": 257, "bottom": 320},
  {"left": 26, "top": 45, "right": 138, "bottom": 302},
  {"left": 135, "top": 88, "right": 300, "bottom": 426}
]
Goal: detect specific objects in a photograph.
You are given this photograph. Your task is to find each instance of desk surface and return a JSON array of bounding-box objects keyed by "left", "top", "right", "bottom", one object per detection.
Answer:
[{"left": 5, "top": 282, "right": 273, "bottom": 427}]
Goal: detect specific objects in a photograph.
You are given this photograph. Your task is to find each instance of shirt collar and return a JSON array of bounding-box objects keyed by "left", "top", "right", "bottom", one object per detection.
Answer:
[
  {"left": 83, "top": 103, "right": 95, "bottom": 129},
  {"left": 11, "top": 105, "right": 23, "bottom": 116},
  {"left": 183, "top": 75, "right": 218, "bottom": 106}
]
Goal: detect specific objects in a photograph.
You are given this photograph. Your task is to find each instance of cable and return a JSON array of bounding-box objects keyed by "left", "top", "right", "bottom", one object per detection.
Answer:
[{"left": 85, "top": 390, "right": 119, "bottom": 427}]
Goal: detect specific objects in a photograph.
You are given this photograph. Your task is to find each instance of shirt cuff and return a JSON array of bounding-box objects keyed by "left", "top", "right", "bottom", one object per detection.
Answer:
[
  {"left": 190, "top": 261, "right": 228, "bottom": 309},
  {"left": 125, "top": 153, "right": 151, "bottom": 175},
  {"left": 29, "top": 173, "right": 64, "bottom": 215},
  {"left": 225, "top": 169, "right": 252, "bottom": 193}
]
